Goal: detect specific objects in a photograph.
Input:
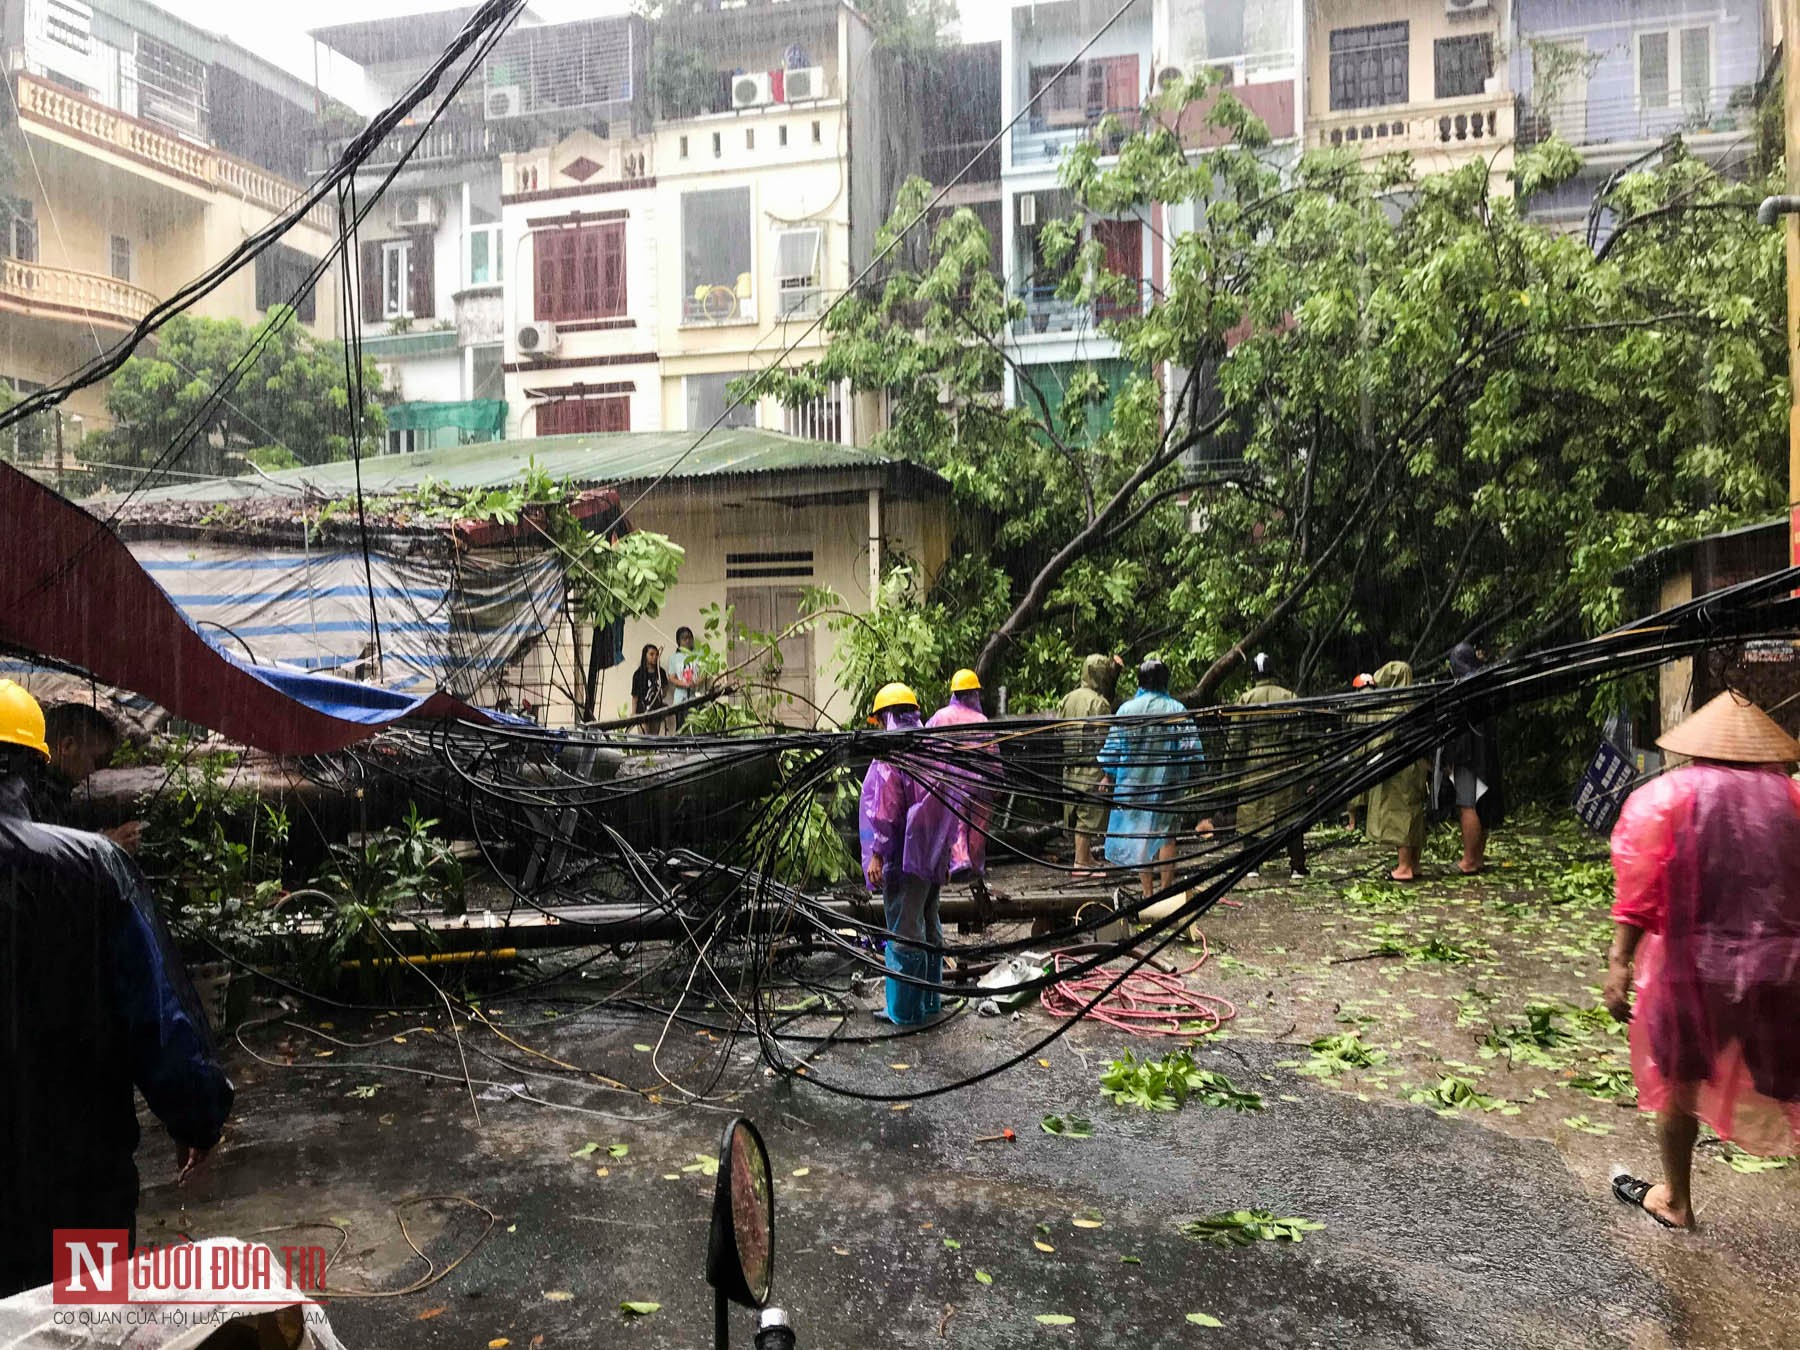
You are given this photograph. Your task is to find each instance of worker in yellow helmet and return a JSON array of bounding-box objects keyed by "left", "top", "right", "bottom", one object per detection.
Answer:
[
  {"left": 927, "top": 669, "right": 997, "bottom": 885},
  {"left": 0, "top": 678, "right": 234, "bottom": 1297},
  {"left": 859, "top": 681, "right": 955, "bottom": 1025}
]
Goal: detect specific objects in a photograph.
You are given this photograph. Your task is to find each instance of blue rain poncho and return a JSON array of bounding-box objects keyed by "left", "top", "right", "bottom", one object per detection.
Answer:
[{"left": 1098, "top": 690, "right": 1201, "bottom": 869}]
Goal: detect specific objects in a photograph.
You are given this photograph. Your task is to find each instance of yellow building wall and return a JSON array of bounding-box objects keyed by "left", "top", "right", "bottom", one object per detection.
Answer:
[{"left": 1306, "top": 0, "right": 1515, "bottom": 178}]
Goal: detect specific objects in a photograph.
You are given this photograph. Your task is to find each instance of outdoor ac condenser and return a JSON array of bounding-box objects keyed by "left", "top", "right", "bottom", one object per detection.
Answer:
[
  {"left": 393, "top": 194, "right": 442, "bottom": 230},
  {"left": 517, "top": 321, "right": 560, "bottom": 357},
  {"left": 1444, "top": 0, "right": 1493, "bottom": 15},
  {"left": 486, "top": 85, "right": 523, "bottom": 118},
  {"left": 781, "top": 66, "right": 825, "bottom": 101},
  {"left": 732, "top": 71, "right": 773, "bottom": 109}
]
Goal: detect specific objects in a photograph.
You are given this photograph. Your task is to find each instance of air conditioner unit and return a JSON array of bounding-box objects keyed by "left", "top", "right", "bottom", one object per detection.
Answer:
[
  {"left": 732, "top": 71, "right": 773, "bottom": 109},
  {"left": 392, "top": 194, "right": 441, "bottom": 230},
  {"left": 781, "top": 66, "right": 825, "bottom": 102},
  {"left": 1018, "top": 193, "right": 1037, "bottom": 228},
  {"left": 1157, "top": 65, "right": 1185, "bottom": 91},
  {"left": 486, "top": 85, "right": 523, "bottom": 119},
  {"left": 1444, "top": 0, "right": 1492, "bottom": 15},
  {"left": 517, "top": 321, "right": 560, "bottom": 357}
]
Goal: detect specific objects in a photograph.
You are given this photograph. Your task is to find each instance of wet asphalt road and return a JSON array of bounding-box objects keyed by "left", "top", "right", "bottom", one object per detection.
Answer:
[{"left": 139, "top": 1009, "right": 1689, "bottom": 1350}]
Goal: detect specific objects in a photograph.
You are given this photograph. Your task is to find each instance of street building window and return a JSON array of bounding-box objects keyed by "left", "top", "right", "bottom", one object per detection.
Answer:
[
  {"left": 1637, "top": 26, "right": 1711, "bottom": 112},
  {"left": 779, "top": 125, "right": 789, "bottom": 147},
  {"left": 109, "top": 235, "right": 131, "bottom": 283},
  {"left": 360, "top": 236, "right": 434, "bottom": 323},
  {"left": 471, "top": 345, "right": 504, "bottom": 402},
  {"left": 386, "top": 428, "right": 422, "bottom": 455},
  {"left": 775, "top": 228, "right": 822, "bottom": 317},
  {"left": 533, "top": 221, "right": 626, "bottom": 323},
  {"left": 687, "top": 372, "right": 757, "bottom": 430},
  {"left": 467, "top": 223, "right": 503, "bottom": 287},
  {"left": 382, "top": 239, "right": 409, "bottom": 318},
  {"left": 1433, "top": 34, "right": 1493, "bottom": 100},
  {"left": 682, "top": 187, "right": 753, "bottom": 322},
  {"left": 1329, "top": 23, "right": 1409, "bottom": 111},
  {"left": 254, "top": 243, "right": 318, "bottom": 323},
  {"left": 536, "top": 395, "right": 629, "bottom": 435},
  {"left": 2, "top": 199, "right": 37, "bottom": 262}
]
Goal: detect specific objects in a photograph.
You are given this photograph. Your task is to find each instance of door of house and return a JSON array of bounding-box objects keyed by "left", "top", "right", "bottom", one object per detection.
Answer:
[
  {"left": 1092, "top": 218, "right": 1142, "bottom": 321},
  {"left": 726, "top": 584, "right": 816, "bottom": 725}
]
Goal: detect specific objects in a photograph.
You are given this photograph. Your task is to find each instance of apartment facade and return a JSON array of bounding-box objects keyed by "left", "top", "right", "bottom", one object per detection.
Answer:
[
  {"left": 1513, "top": 0, "right": 1767, "bottom": 225},
  {"left": 496, "top": 0, "right": 901, "bottom": 447},
  {"left": 0, "top": 0, "right": 340, "bottom": 465},
  {"left": 1304, "top": 0, "right": 1515, "bottom": 178}
]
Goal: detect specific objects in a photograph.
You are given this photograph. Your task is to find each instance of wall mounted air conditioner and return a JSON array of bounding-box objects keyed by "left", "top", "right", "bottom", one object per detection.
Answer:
[
  {"left": 781, "top": 66, "right": 825, "bottom": 102},
  {"left": 1444, "top": 0, "right": 1492, "bottom": 15},
  {"left": 732, "top": 71, "right": 773, "bottom": 109},
  {"left": 392, "top": 193, "right": 442, "bottom": 230},
  {"left": 486, "top": 85, "right": 523, "bottom": 119},
  {"left": 1017, "top": 193, "right": 1037, "bottom": 228},
  {"left": 517, "top": 321, "right": 560, "bottom": 357}
]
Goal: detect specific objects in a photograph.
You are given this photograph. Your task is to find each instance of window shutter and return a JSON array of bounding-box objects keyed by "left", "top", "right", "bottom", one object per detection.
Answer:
[
  {"left": 577, "top": 227, "right": 602, "bottom": 319},
  {"left": 534, "top": 230, "right": 557, "bottom": 322},
  {"left": 1103, "top": 56, "right": 1139, "bottom": 112},
  {"left": 360, "top": 240, "right": 383, "bottom": 324},
  {"left": 409, "top": 232, "right": 435, "bottom": 319},
  {"left": 600, "top": 224, "right": 626, "bottom": 317}
]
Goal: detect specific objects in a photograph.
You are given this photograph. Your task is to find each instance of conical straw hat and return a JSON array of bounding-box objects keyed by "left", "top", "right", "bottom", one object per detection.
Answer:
[{"left": 1656, "top": 690, "right": 1800, "bottom": 764}]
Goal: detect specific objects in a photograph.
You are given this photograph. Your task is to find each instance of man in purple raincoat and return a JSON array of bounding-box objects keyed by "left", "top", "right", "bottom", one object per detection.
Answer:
[
  {"left": 926, "top": 669, "right": 997, "bottom": 884},
  {"left": 860, "top": 682, "right": 956, "bottom": 1025}
]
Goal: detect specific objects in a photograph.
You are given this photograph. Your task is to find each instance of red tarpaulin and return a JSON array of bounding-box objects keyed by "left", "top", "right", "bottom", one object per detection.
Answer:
[{"left": 0, "top": 464, "right": 497, "bottom": 755}]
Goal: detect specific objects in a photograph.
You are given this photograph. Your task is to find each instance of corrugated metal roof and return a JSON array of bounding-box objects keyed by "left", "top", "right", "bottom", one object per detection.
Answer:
[{"left": 102, "top": 429, "right": 947, "bottom": 506}]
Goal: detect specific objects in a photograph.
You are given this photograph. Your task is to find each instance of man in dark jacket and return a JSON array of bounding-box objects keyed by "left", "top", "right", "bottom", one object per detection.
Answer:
[{"left": 0, "top": 679, "right": 234, "bottom": 1298}]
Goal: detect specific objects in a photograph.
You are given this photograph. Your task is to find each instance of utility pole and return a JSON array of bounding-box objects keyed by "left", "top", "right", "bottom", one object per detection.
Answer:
[
  {"left": 52, "top": 411, "right": 63, "bottom": 495},
  {"left": 1788, "top": 0, "right": 1800, "bottom": 566}
]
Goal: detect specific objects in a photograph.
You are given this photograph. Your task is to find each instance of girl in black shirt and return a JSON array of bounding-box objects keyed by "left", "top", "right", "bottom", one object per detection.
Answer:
[{"left": 631, "top": 643, "right": 667, "bottom": 732}]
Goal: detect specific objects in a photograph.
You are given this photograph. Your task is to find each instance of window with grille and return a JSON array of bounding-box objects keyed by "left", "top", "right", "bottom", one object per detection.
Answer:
[
  {"left": 1433, "top": 34, "right": 1492, "bottom": 100},
  {"left": 687, "top": 372, "right": 757, "bottom": 430},
  {"left": 2, "top": 199, "right": 37, "bottom": 263},
  {"left": 682, "top": 188, "right": 753, "bottom": 322},
  {"left": 109, "top": 235, "right": 131, "bottom": 283},
  {"left": 782, "top": 380, "right": 843, "bottom": 444},
  {"left": 775, "top": 228, "right": 822, "bottom": 317},
  {"left": 534, "top": 222, "right": 625, "bottom": 323},
  {"left": 135, "top": 34, "right": 207, "bottom": 138},
  {"left": 1329, "top": 23, "right": 1409, "bottom": 111},
  {"left": 726, "top": 550, "right": 814, "bottom": 580},
  {"left": 381, "top": 240, "right": 410, "bottom": 319}
]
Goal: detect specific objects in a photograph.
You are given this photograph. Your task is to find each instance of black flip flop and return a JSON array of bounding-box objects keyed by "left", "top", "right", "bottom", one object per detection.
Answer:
[{"left": 1612, "top": 1173, "right": 1681, "bottom": 1229}]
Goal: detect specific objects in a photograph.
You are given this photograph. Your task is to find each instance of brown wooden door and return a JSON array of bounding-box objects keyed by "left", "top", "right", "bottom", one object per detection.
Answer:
[{"left": 1093, "top": 218, "right": 1142, "bottom": 320}]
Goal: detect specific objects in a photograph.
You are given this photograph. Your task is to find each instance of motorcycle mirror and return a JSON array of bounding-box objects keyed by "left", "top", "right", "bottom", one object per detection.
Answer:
[{"left": 707, "top": 1116, "right": 775, "bottom": 1326}]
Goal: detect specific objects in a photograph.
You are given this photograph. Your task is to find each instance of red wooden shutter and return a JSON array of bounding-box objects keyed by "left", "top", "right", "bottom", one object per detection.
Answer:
[
  {"left": 1104, "top": 55, "right": 1140, "bottom": 112},
  {"left": 534, "top": 231, "right": 556, "bottom": 322},
  {"left": 576, "top": 226, "right": 602, "bottom": 319},
  {"left": 360, "top": 240, "right": 383, "bottom": 323},
  {"left": 408, "top": 233, "right": 435, "bottom": 319},
  {"left": 596, "top": 396, "right": 629, "bottom": 432},
  {"left": 536, "top": 398, "right": 564, "bottom": 436},
  {"left": 1093, "top": 219, "right": 1142, "bottom": 320},
  {"left": 599, "top": 224, "right": 626, "bottom": 318}
]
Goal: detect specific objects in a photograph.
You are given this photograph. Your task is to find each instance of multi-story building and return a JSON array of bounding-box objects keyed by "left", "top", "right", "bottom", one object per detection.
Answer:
[
  {"left": 999, "top": 0, "right": 1155, "bottom": 424},
  {"left": 1304, "top": 0, "right": 1515, "bottom": 180},
  {"left": 0, "top": 0, "right": 341, "bottom": 465},
  {"left": 497, "top": 0, "right": 906, "bottom": 448},
  {"left": 1512, "top": 0, "right": 1768, "bottom": 227},
  {"left": 309, "top": 10, "right": 640, "bottom": 454}
]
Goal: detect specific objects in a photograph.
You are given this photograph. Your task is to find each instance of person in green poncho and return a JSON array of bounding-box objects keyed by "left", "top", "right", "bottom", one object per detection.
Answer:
[
  {"left": 1234, "top": 653, "right": 1307, "bottom": 878},
  {"left": 1059, "top": 653, "right": 1119, "bottom": 879},
  {"left": 1363, "top": 660, "right": 1429, "bottom": 881}
]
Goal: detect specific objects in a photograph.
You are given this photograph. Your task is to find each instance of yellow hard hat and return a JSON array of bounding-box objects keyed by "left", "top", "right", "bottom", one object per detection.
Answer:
[
  {"left": 872, "top": 682, "right": 919, "bottom": 714},
  {"left": 950, "top": 669, "right": 981, "bottom": 693},
  {"left": 0, "top": 679, "right": 49, "bottom": 758}
]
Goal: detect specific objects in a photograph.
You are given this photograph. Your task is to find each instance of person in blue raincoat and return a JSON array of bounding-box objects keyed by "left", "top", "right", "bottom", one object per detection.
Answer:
[
  {"left": 859, "top": 682, "right": 957, "bottom": 1026},
  {"left": 1099, "top": 657, "right": 1201, "bottom": 899}
]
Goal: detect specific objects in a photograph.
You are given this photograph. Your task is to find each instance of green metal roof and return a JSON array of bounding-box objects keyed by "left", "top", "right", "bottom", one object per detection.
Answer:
[
  {"left": 359, "top": 330, "right": 460, "bottom": 360},
  {"left": 107, "top": 429, "right": 948, "bottom": 506}
]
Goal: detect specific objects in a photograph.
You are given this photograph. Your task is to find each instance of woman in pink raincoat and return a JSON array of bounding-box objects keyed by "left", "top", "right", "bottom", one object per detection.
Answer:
[
  {"left": 859, "top": 682, "right": 957, "bottom": 1026},
  {"left": 1606, "top": 691, "right": 1800, "bottom": 1230},
  {"left": 926, "top": 669, "right": 998, "bottom": 883}
]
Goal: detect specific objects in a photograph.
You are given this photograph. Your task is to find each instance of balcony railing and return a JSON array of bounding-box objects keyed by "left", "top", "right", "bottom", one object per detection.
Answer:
[
  {"left": 310, "top": 114, "right": 527, "bottom": 177},
  {"left": 1309, "top": 91, "right": 1515, "bottom": 161},
  {"left": 1012, "top": 279, "right": 1152, "bottom": 337},
  {"left": 0, "top": 257, "right": 159, "bottom": 329},
  {"left": 1011, "top": 106, "right": 1140, "bottom": 166},
  {"left": 14, "top": 74, "right": 334, "bottom": 232},
  {"left": 1516, "top": 83, "right": 1758, "bottom": 153}
]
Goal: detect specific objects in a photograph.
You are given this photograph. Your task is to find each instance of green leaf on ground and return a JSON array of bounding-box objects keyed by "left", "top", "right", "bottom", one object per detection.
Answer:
[
  {"left": 1180, "top": 1210, "right": 1324, "bottom": 1247},
  {"left": 619, "top": 1301, "right": 661, "bottom": 1316},
  {"left": 1186, "top": 1312, "right": 1224, "bottom": 1327},
  {"left": 1034, "top": 1314, "right": 1075, "bottom": 1326},
  {"left": 608, "top": 1143, "right": 630, "bottom": 1158},
  {"left": 974, "top": 1269, "right": 992, "bottom": 1285},
  {"left": 570, "top": 1142, "right": 600, "bottom": 1158}
]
